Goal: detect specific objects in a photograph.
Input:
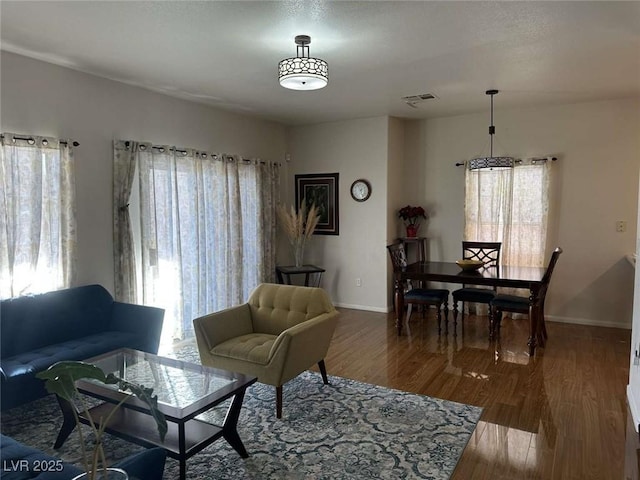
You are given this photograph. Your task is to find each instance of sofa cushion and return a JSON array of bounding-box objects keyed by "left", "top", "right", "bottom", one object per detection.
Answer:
[
  {"left": 211, "top": 333, "right": 277, "bottom": 365},
  {"left": 0, "top": 434, "right": 82, "bottom": 479},
  {"left": 1, "top": 285, "right": 115, "bottom": 359},
  {"left": 1, "top": 331, "right": 140, "bottom": 381},
  {"left": 0, "top": 434, "right": 167, "bottom": 480}
]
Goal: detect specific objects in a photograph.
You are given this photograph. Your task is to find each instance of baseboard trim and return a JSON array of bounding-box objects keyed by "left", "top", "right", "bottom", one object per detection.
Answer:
[
  {"left": 546, "top": 314, "right": 631, "bottom": 330},
  {"left": 334, "top": 302, "right": 391, "bottom": 313},
  {"left": 628, "top": 385, "right": 640, "bottom": 433}
]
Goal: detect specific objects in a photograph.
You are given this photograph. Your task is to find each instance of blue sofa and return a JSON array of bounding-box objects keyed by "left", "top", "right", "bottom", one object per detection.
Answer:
[
  {"left": 0, "top": 285, "right": 164, "bottom": 411},
  {"left": 0, "top": 434, "right": 166, "bottom": 479}
]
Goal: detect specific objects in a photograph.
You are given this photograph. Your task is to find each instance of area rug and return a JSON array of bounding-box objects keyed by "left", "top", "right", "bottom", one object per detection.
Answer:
[{"left": 1, "top": 347, "right": 482, "bottom": 479}]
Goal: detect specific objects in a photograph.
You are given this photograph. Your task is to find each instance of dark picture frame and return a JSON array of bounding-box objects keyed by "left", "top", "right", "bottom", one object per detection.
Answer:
[{"left": 295, "top": 173, "right": 339, "bottom": 235}]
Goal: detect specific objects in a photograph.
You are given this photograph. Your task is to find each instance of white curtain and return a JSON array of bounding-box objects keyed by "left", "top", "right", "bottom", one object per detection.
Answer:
[
  {"left": 0, "top": 133, "right": 76, "bottom": 298},
  {"left": 117, "top": 141, "right": 279, "bottom": 346},
  {"left": 464, "top": 160, "right": 551, "bottom": 267}
]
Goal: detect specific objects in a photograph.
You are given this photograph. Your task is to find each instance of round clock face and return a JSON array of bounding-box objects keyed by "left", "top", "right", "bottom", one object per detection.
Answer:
[{"left": 350, "top": 179, "right": 371, "bottom": 202}]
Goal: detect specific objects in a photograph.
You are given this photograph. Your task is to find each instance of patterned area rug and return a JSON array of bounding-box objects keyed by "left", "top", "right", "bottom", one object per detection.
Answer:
[{"left": 1, "top": 345, "right": 482, "bottom": 479}]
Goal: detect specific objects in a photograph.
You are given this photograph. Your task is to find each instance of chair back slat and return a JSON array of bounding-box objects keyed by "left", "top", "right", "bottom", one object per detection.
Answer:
[
  {"left": 462, "top": 241, "right": 502, "bottom": 267},
  {"left": 387, "top": 242, "right": 408, "bottom": 269}
]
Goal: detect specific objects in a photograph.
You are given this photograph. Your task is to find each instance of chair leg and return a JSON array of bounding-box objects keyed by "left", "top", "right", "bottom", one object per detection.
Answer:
[
  {"left": 443, "top": 302, "right": 449, "bottom": 335},
  {"left": 436, "top": 306, "right": 442, "bottom": 335},
  {"left": 276, "top": 385, "right": 283, "bottom": 419},
  {"left": 488, "top": 305, "right": 494, "bottom": 339},
  {"left": 406, "top": 304, "right": 413, "bottom": 323},
  {"left": 318, "top": 359, "right": 329, "bottom": 384},
  {"left": 452, "top": 300, "right": 458, "bottom": 336}
]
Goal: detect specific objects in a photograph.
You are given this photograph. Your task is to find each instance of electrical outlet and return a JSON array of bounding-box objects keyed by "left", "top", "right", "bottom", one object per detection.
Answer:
[
  {"left": 356, "top": 278, "right": 362, "bottom": 287},
  {"left": 616, "top": 220, "right": 627, "bottom": 233}
]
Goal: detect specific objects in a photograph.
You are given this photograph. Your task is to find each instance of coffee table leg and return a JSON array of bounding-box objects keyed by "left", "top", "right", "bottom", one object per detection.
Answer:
[
  {"left": 54, "top": 396, "right": 77, "bottom": 449},
  {"left": 222, "top": 389, "right": 249, "bottom": 458}
]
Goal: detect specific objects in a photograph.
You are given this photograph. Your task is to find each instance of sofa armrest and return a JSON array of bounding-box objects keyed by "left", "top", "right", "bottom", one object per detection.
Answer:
[
  {"left": 193, "top": 304, "right": 254, "bottom": 352},
  {"left": 109, "top": 302, "right": 165, "bottom": 354},
  {"left": 113, "top": 447, "right": 167, "bottom": 480},
  {"left": 267, "top": 311, "right": 339, "bottom": 385}
]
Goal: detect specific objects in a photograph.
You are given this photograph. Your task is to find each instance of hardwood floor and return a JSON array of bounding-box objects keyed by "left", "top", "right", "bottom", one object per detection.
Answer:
[{"left": 319, "top": 307, "right": 631, "bottom": 480}]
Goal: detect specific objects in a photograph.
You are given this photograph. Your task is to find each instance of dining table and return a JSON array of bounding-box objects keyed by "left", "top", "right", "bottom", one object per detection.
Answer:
[{"left": 393, "top": 261, "right": 548, "bottom": 356}]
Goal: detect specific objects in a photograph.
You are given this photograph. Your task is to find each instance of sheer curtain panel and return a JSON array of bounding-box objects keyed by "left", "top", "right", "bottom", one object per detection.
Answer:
[
  {"left": 113, "top": 140, "right": 138, "bottom": 303},
  {"left": 114, "top": 141, "right": 280, "bottom": 347},
  {"left": 464, "top": 160, "right": 552, "bottom": 268},
  {"left": 0, "top": 133, "right": 76, "bottom": 298}
]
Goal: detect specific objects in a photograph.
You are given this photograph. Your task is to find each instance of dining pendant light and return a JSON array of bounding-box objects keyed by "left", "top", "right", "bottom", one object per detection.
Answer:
[
  {"left": 469, "top": 90, "right": 515, "bottom": 170},
  {"left": 279, "top": 35, "right": 328, "bottom": 91}
]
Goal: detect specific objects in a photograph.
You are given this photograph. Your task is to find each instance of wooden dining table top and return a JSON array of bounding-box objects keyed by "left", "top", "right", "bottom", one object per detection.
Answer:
[{"left": 397, "top": 261, "right": 547, "bottom": 290}]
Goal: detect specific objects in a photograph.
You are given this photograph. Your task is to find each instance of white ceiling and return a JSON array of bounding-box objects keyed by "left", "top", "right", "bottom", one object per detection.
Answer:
[{"left": 2, "top": 1, "right": 639, "bottom": 126}]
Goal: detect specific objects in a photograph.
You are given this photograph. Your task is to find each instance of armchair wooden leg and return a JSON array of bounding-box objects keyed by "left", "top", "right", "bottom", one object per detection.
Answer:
[
  {"left": 276, "top": 385, "right": 283, "bottom": 419},
  {"left": 318, "top": 359, "right": 329, "bottom": 384}
]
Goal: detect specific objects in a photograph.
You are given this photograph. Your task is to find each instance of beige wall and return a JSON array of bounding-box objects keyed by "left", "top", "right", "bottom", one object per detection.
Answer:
[
  {"left": 3, "top": 52, "right": 638, "bottom": 328},
  {"left": 287, "top": 117, "right": 390, "bottom": 311},
  {"left": 1, "top": 51, "right": 287, "bottom": 295},
  {"left": 410, "top": 98, "right": 640, "bottom": 328}
]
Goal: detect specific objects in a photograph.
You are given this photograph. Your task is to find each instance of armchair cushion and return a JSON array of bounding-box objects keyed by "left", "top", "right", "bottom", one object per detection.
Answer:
[
  {"left": 211, "top": 333, "right": 276, "bottom": 364},
  {"left": 248, "top": 283, "right": 337, "bottom": 335}
]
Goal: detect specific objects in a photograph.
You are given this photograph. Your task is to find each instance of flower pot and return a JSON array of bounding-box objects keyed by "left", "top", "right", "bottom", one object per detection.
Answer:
[
  {"left": 72, "top": 468, "right": 129, "bottom": 480},
  {"left": 406, "top": 225, "right": 419, "bottom": 238}
]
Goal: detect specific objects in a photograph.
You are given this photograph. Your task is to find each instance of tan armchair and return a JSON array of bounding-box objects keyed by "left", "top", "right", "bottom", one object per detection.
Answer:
[{"left": 193, "top": 283, "right": 339, "bottom": 418}]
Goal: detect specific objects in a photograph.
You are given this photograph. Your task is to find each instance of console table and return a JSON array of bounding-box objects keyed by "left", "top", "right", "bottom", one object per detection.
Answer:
[{"left": 276, "top": 265, "right": 325, "bottom": 287}]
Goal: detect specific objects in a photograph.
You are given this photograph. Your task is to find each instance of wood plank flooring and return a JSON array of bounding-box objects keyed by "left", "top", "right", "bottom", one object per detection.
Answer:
[{"left": 318, "top": 308, "right": 631, "bottom": 479}]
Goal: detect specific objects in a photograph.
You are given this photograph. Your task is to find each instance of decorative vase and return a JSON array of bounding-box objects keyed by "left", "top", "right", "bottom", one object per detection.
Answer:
[
  {"left": 406, "top": 224, "right": 419, "bottom": 238},
  {"left": 72, "top": 468, "right": 129, "bottom": 480},
  {"left": 293, "top": 240, "right": 305, "bottom": 267}
]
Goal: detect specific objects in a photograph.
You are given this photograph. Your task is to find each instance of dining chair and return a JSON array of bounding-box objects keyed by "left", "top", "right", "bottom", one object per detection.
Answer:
[
  {"left": 387, "top": 242, "right": 450, "bottom": 334},
  {"left": 451, "top": 241, "right": 502, "bottom": 336},
  {"left": 489, "top": 247, "right": 563, "bottom": 344}
]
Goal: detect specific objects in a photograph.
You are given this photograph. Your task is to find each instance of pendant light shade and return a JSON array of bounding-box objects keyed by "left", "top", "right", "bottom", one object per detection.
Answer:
[
  {"left": 279, "top": 35, "right": 328, "bottom": 91},
  {"left": 469, "top": 90, "right": 515, "bottom": 170}
]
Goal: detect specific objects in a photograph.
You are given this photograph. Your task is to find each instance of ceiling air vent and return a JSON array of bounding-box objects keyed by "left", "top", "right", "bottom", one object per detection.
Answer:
[{"left": 402, "top": 93, "right": 438, "bottom": 109}]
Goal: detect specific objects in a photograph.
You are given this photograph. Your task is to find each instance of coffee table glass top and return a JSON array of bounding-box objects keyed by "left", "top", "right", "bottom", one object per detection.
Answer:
[{"left": 80, "top": 348, "right": 246, "bottom": 413}]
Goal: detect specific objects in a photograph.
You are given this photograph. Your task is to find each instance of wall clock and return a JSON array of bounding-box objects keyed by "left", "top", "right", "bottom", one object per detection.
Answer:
[{"left": 350, "top": 179, "right": 371, "bottom": 202}]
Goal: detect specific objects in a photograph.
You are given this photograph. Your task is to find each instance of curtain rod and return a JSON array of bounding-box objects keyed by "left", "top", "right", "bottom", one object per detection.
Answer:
[
  {"left": 1, "top": 134, "right": 79, "bottom": 147},
  {"left": 124, "top": 141, "right": 279, "bottom": 166},
  {"left": 455, "top": 156, "right": 558, "bottom": 167}
]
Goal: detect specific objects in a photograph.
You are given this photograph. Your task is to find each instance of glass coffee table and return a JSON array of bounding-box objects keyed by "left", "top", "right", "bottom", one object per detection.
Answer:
[{"left": 53, "top": 348, "right": 257, "bottom": 480}]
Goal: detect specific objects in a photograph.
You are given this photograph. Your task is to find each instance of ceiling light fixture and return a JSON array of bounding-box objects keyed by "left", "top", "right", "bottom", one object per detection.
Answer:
[
  {"left": 279, "top": 35, "right": 328, "bottom": 91},
  {"left": 469, "top": 90, "right": 515, "bottom": 170}
]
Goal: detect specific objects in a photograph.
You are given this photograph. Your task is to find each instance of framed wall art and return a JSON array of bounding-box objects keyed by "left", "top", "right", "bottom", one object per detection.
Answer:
[{"left": 294, "top": 172, "right": 339, "bottom": 235}]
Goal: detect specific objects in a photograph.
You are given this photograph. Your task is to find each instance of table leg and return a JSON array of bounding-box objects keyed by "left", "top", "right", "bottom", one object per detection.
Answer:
[
  {"left": 53, "top": 396, "right": 77, "bottom": 449},
  {"left": 527, "top": 289, "right": 539, "bottom": 356},
  {"left": 394, "top": 276, "right": 405, "bottom": 335},
  {"left": 178, "top": 422, "right": 187, "bottom": 480},
  {"left": 304, "top": 273, "right": 310, "bottom": 287},
  {"left": 222, "top": 389, "right": 250, "bottom": 458}
]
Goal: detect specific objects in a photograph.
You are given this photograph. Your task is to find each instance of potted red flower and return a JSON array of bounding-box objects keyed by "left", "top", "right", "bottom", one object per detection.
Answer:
[{"left": 398, "top": 205, "right": 427, "bottom": 237}]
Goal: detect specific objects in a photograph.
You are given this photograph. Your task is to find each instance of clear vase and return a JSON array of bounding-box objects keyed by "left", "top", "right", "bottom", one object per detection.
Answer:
[
  {"left": 72, "top": 468, "right": 129, "bottom": 480},
  {"left": 294, "top": 241, "right": 305, "bottom": 267}
]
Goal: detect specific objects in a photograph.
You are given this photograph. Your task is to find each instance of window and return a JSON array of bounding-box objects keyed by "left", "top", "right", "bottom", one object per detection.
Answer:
[
  {"left": 464, "top": 161, "right": 552, "bottom": 267},
  {"left": 0, "top": 134, "right": 76, "bottom": 298}
]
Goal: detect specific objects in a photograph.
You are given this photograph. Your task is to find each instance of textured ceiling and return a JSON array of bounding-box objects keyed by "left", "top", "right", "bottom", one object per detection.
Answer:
[{"left": 1, "top": 1, "right": 639, "bottom": 125}]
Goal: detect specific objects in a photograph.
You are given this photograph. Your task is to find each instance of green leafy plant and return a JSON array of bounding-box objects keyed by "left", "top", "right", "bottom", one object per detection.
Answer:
[{"left": 37, "top": 361, "right": 167, "bottom": 480}]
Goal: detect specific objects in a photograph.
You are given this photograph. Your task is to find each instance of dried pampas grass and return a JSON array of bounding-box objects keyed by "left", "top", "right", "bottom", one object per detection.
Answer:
[{"left": 277, "top": 202, "right": 320, "bottom": 244}]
